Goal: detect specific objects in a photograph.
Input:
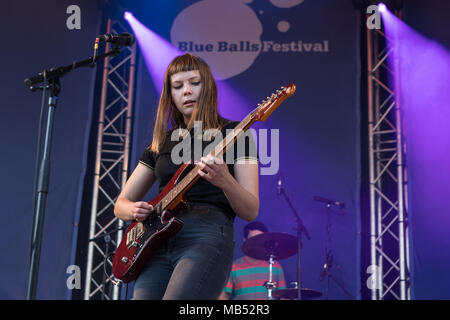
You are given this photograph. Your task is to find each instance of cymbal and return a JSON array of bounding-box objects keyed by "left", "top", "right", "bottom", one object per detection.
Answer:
[
  {"left": 273, "top": 288, "right": 322, "bottom": 300},
  {"left": 242, "top": 232, "right": 298, "bottom": 260}
]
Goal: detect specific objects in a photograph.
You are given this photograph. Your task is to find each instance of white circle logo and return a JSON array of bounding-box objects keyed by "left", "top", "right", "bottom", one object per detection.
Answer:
[{"left": 171, "top": 0, "right": 262, "bottom": 80}]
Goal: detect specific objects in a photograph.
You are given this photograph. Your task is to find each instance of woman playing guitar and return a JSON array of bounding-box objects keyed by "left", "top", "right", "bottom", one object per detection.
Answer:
[{"left": 113, "top": 53, "right": 260, "bottom": 300}]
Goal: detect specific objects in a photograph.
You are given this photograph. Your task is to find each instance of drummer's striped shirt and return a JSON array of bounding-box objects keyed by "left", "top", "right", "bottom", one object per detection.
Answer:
[{"left": 223, "top": 256, "right": 287, "bottom": 300}]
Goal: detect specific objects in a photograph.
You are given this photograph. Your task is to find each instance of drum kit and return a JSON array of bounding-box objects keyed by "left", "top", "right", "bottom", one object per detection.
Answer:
[
  {"left": 243, "top": 176, "right": 352, "bottom": 300},
  {"left": 242, "top": 231, "right": 322, "bottom": 300}
]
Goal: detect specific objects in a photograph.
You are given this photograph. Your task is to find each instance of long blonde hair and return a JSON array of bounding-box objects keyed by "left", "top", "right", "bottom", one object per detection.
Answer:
[{"left": 149, "top": 53, "right": 227, "bottom": 152}]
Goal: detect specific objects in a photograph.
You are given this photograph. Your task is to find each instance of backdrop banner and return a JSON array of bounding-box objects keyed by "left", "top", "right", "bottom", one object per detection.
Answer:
[{"left": 132, "top": 0, "right": 361, "bottom": 300}]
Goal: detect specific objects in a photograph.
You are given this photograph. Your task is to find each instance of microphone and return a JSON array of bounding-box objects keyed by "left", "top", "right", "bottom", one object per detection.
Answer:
[
  {"left": 97, "top": 32, "right": 135, "bottom": 47},
  {"left": 313, "top": 196, "right": 345, "bottom": 209},
  {"left": 277, "top": 176, "right": 282, "bottom": 196},
  {"left": 319, "top": 263, "right": 327, "bottom": 281}
]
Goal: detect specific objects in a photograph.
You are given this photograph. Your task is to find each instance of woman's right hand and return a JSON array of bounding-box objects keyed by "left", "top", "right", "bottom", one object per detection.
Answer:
[
  {"left": 113, "top": 163, "right": 156, "bottom": 222},
  {"left": 130, "top": 201, "right": 154, "bottom": 222}
]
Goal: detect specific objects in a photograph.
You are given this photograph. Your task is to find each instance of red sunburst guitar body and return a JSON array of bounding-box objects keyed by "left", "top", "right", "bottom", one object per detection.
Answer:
[{"left": 112, "top": 163, "right": 191, "bottom": 282}]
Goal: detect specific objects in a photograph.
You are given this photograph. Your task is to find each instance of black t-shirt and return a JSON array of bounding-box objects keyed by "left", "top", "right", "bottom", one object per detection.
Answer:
[{"left": 139, "top": 121, "right": 258, "bottom": 220}]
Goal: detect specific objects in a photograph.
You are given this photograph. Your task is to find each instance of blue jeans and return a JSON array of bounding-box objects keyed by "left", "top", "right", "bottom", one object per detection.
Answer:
[{"left": 132, "top": 202, "right": 235, "bottom": 300}]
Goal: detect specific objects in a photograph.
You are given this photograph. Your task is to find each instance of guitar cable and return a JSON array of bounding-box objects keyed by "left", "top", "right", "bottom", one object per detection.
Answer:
[{"left": 103, "top": 252, "right": 125, "bottom": 298}]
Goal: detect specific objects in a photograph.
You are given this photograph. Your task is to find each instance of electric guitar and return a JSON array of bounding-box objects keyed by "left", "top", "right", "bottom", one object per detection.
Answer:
[{"left": 112, "top": 83, "right": 296, "bottom": 282}]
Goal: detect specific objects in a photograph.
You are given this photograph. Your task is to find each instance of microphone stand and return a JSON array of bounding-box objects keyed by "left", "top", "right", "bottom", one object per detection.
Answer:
[
  {"left": 279, "top": 187, "right": 311, "bottom": 300},
  {"left": 315, "top": 197, "right": 354, "bottom": 300},
  {"left": 26, "top": 45, "right": 122, "bottom": 300}
]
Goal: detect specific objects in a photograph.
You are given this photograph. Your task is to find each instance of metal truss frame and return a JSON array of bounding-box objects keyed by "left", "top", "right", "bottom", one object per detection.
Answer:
[
  {"left": 366, "top": 10, "right": 410, "bottom": 300},
  {"left": 84, "top": 18, "right": 136, "bottom": 300}
]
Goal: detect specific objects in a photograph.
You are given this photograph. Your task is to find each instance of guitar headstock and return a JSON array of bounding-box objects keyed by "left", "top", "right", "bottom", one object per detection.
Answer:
[{"left": 254, "top": 83, "right": 296, "bottom": 122}]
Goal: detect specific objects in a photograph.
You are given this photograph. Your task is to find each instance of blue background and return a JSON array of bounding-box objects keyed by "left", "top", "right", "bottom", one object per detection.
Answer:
[{"left": 0, "top": 0, "right": 448, "bottom": 300}]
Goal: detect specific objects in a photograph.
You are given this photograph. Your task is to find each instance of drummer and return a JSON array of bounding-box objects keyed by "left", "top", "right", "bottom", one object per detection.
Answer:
[{"left": 218, "top": 222, "right": 287, "bottom": 300}]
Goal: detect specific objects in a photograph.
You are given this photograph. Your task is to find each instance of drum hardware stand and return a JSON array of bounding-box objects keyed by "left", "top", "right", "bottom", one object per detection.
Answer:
[
  {"left": 315, "top": 196, "right": 355, "bottom": 300},
  {"left": 263, "top": 253, "right": 277, "bottom": 300},
  {"left": 278, "top": 180, "right": 311, "bottom": 300}
]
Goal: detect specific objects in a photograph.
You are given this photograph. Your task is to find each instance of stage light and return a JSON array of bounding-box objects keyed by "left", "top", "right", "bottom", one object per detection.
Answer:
[
  {"left": 378, "top": 3, "right": 387, "bottom": 12},
  {"left": 380, "top": 1, "right": 450, "bottom": 252},
  {"left": 124, "top": 11, "right": 132, "bottom": 21},
  {"left": 124, "top": 13, "right": 251, "bottom": 126}
]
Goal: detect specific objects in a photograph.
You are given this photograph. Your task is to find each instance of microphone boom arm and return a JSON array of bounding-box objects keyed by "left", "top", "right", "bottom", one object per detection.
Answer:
[{"left": 24, "top": 46, "right": 122, "bottom": 88}]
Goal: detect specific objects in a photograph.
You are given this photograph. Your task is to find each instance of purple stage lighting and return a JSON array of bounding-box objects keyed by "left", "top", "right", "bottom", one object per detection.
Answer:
[
  {"left": 380, "top": 6, "right": 450, "bottom": 242},
  {"left": 124, "top": 12, "right": 182, "bottom": 94},
  {"left": 124, "top": 11, "right": 132, "bottom": 21},
  {"left": 378, "top": 3, "right": 387, "bottom": 13},
  {"left": 124, "top": 13, "right": 252, "bottom": 120}
]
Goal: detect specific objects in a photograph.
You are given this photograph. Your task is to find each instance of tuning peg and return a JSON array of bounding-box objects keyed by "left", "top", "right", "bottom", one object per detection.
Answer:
[
  {"left": 266, "top": 96, "right": 272, "bottom": 102},
  {"left": 281, "top": 86, "right": 287, "bottom": 92},
  {"left": 271, "top": 93, "right": 277, "bottom": 99},
  {"left": 276, "top": 90, "right": 282, "bottom": 95}
]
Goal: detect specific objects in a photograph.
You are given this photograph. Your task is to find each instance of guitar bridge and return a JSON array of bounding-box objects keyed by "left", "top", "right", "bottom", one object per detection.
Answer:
[{"left": 126, "top": 222, "right": 145, "bottom": 248}]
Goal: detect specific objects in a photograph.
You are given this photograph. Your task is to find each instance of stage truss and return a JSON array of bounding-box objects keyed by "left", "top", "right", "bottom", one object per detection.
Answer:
[
  {"left": 81, "top": 4, "right": 412, "bottom": 301},
  {"left": 84, "top": 18, "right": 136, "bottom": 300},
  {"left": 366, "top": 9, "right": 411, "bottom": 300}
]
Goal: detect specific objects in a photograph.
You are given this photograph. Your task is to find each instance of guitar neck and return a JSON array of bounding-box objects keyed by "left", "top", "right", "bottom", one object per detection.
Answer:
[
  {"left": 158, "top": 112, "right": 256, "bottom": 212},
  {"left": 155, "top": 83, "right": 296, "bottom": 213}
]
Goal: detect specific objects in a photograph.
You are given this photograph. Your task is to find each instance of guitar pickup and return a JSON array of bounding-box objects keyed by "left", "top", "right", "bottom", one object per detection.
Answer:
[{"left": 126, "top": 222, "right": 145, "bottom": 248}]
